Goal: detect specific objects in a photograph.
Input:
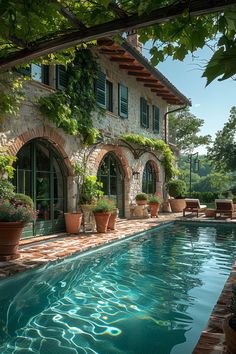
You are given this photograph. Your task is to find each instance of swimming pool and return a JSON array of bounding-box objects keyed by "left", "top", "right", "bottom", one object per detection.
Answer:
[{"left": 0, "top": 222, "right": 235, "bottom": 354}]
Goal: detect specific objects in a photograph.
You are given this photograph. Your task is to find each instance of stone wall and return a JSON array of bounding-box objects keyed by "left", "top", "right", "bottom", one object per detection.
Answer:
[
  {"left": 0, "top": 55, "right": 167, "bottom": 218},
  {"left": 93, "top": 50, "right": 167, "bottom": 139}
]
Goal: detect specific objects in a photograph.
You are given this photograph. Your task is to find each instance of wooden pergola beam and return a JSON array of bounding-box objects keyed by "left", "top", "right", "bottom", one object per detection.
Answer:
[{"left": 0, "top": 0, "right": 235, "bottom": 70}]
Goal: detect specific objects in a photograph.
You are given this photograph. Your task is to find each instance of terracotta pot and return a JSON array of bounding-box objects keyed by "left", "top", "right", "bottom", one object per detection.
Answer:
[
  {"left": 223, "top": 314, "right": 236, "bottom": 354},
  {"left": 136, "top": 200, "right": 147, "bottom": 206},
  {"left": 168, "top": 199, "right": 186, "bottom": 213},
  {"left": 162, "top": 200, "right": 171, "bottom": 213},
  {"left": 94, "top": 212, "right": 111, "bottom": 233},
  {"left": 0, "top": 221, "right": 24, "bottom": 259},
  {"left": 149, "top": 202, "right": 160, "bottom": 218},
  {"left": 107, "top": 209, "right": 119, "bottom": 230},
  {"left": 64, "top": 212, "right": 82, "bottom": 234}
]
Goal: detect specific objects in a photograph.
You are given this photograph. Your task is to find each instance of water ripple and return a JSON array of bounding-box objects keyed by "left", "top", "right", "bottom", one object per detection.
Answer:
[{"left": 0, "top": 223, "right": 235, "bottom": 354}]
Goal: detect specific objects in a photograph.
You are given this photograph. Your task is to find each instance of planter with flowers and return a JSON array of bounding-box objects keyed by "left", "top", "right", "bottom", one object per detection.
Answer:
[
  {"left": 135, "top": 193, "right": 148, "bottom": 206},
  {"left": 148, "top": 196, "right": 162, "bottom": 217},
  {"left": 0, "top": 196, "right": 35, "bottom": 260},
  {"left": 92, "top": 199, "right": 114, "bottom": 233}
]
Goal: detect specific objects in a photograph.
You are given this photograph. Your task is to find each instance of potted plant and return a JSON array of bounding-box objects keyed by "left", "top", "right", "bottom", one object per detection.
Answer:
[
  {"left": 135, "top": 193, "right": 148, "bottom": 206},
  {"left": 223, "top": 284, "right": 236, "bottom": 353},
  {"left": 166, "top": 179, "right": 187, "bottom": 212},
  {"left": 79, "top": 175, "right": 104, "bottom": 232},
  {"left": 0, "top": 196, "right": 35, "bottom": 260},
  {"left": 148, "top": 195, "right": 162, "bottom": 217},
  {"left": 64, "top": 163, "right": 85, "bottom": 234},
  {"left": 92, "top": 199, "right": 113, "bottom": 233}
]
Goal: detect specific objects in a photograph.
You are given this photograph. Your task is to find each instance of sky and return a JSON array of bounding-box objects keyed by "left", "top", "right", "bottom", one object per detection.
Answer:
[{"left": 143, "top": 45, "right": 236, "bottom": 154}]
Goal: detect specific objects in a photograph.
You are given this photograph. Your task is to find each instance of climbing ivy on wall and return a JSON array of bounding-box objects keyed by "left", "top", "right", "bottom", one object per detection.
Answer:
[
  {"left": 39, "top": 49, "right": 101, "bottom": 145},
  {"left": 0, "top": 71, "right": 25, "bottom": 121},
  {"left": 121, "top": 133, "right": 178, "bottom": 180}
]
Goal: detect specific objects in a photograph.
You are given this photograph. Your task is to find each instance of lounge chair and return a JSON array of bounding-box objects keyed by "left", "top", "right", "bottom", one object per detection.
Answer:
[
  {"left": 183, "top": 199, "right": 207, "bottom": 217},
  {"left": 215, "top": 199, "right": 236, "bottom": 219}
]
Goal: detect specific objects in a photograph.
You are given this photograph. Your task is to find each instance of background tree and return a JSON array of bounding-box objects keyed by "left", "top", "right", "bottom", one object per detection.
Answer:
[
  {"left": 168, "top": 107, "right": 211, "bottom": 153},
  {"left": 179, "top": 154, "right": 234, "bottom": 195},
  {"left": 207, "top": 106, "right": 236, "bottom": 172},
  {"left": 0, "top": 1, "right": 235, "bottom": 84}
]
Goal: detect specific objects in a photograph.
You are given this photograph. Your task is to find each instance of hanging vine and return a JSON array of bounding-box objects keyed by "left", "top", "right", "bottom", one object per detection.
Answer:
[
  {"left": 0, "top": 71, "right": 25, "bottom": 121},
  {"left": 121, "top": 133, "right": 178, "bottom": 180},
  {"left": 39, "top": 49, "right": 101, "bottom": 145}
]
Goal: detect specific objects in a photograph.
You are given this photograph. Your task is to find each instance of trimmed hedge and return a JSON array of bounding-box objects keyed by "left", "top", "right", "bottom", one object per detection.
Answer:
[{"left": 190, "top": 191, "right": 220, "bottom": 203}]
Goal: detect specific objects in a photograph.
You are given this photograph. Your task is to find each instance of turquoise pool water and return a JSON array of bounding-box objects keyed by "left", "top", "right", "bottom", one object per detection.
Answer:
[{"left": 0, "top": 222, "right": 236, "bottom": 354}]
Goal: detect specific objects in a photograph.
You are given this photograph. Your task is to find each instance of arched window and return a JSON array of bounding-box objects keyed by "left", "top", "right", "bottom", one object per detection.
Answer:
[
  {"left": 142, "top": 161, "right": 157, "bottom": 195},
  {"left": 14, "top": 139, "right": 67, "bottom": 237},
  {"left": 97, "top": 152, "right": 124, "bottom": 216}
]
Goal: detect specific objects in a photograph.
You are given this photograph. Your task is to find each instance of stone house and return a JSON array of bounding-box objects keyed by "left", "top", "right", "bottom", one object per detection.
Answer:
[{"left": 0, "top": 35, "right": 190, "bottom": 237}]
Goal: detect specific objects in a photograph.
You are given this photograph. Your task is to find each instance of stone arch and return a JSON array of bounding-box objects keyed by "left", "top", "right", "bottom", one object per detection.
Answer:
[
  {"left": 140, "top": 153, "right": 163, "bottom": 197},
  {"left": 7, "top": 125, "right": 73, "bottom": 176},
  {"left": 89, "top": 144, "right": 131, "bottom": 179},
  {"left": 140, "top": 153, "right": 161, "bottom": 182}
]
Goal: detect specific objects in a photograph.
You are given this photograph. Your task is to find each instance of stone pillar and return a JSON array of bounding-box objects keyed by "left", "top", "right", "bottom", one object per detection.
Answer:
[
  {"left": 67, "top": 176, "right": 77, "bottom": 212},
  {"left": 157, "top": 181, "right": 163, "bottom": 198}
]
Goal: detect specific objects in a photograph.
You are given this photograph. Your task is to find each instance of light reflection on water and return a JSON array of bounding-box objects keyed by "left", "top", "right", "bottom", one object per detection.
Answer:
[{"left": 0, "top": 223, "right": 235, "bottom": 354}]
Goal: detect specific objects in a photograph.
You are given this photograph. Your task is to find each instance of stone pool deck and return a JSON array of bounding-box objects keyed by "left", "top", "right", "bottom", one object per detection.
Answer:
[{"left": 0, "top": 211, "right": 236, "bottom": 353}]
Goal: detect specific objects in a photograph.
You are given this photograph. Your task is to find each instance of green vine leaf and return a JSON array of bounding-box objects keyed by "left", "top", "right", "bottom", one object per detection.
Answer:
[
  {"left": 39, "top": 49, "right": 100, "bottom": 145},
  {"left": 121, "top": 133, "right": 178, "bottom": 180}
]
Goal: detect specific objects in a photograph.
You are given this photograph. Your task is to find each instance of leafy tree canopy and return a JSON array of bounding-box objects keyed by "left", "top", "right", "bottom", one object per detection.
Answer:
[
  {"left": 0, "top": 1, "right": 235, "bottom": 84},
  {"left": 169, "top": 107, "right": 211, "bottom": 153},
  {"left": 207, "top": 106, "right": 236, "bottom": 172}
]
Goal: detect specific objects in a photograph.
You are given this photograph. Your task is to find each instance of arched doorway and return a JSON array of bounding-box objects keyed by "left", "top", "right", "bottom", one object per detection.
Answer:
[
  {"left": 142, "top": 161, "right": 157, "bottom": 195},
  {"left": 13, "top": 139, "right": 67, "bottom": 237},
  {"left": 97, "top": 152, "right": 125, "bottom": 217}
]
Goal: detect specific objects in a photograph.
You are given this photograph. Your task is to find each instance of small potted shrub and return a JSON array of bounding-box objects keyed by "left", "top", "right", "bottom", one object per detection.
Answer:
[
  {"left": 148, "top": 195, "right": 162, "bottom": 217},
  {"left": 79, "top": 175, "right": 104, "bottom": 232},
  {"left": 0, "top": 196, "right": 35, "bottom": 260},
  {"left": 135, "top": 193, "right": 148, "bottom": 206},
  {"left": 166, "top": 179, "right": 187, "bottom": 212},
  {"left": 223, "top": 285, "right": 236, "bottom": 353},
  {"left": 92, "top": 199, "right": 113, "bottom": 233}
]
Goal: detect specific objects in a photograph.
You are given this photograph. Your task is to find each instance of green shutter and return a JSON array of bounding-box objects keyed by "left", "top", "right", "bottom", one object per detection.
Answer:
[
  {"left": 140, "top": 97, "right": 148, "bottom": 128},
  {"left": 147, "top": 104, "right": 149, "bottom": 128},
  {"left": 96, "top": 70, "right": 106, "bottom": 108},
  {"left": 119, "top": 84, "right": 128, "bottom": 118},
  {"left": 106, "top": 80, "right": 113, "bottom": 112},
  {"left": 153, "top": 105, "right": 160, "bottom": 133},
  {"left": 56, "top": 65, "right": 68, "bottom": 90},
  {"left": 17, "top": 65, "right": 31, "bottom": 76}
]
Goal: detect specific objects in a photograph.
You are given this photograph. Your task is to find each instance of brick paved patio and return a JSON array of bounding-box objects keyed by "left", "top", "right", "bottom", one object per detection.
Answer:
[{"left": 0, "top": 211, "right": 236, "bottom": 353}]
